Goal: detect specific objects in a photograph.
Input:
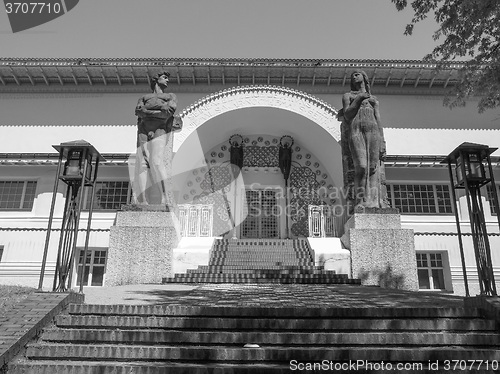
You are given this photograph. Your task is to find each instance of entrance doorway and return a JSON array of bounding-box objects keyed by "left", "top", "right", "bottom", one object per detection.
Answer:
[{"left": 241, "top": 189, "right": 280, "bottom": 238}]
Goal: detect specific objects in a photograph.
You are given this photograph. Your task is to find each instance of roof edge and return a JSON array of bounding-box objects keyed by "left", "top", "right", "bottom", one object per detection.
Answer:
[{"left": 0, "top": 57, "right": 467, "bottom": 69}]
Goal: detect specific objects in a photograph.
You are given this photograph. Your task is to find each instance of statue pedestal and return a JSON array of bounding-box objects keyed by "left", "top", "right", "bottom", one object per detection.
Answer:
[
  {"left": 341, "top": 208, "right": 418, "bottom": 291},
  {"left": 106, "top": 205, "right": 180, "bottom": 286}
]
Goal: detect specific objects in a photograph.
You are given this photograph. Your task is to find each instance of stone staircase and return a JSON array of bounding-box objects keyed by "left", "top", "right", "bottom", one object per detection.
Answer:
[
  {"left": 164, "top": 238, "right": 359, "bottom": 284},
  {"left": 8, "top": 303, "right": 500, "bottom": 373}
]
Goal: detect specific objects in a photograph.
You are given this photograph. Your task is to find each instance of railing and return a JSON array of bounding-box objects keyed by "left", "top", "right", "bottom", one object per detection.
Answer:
[
  {"left": 178, "top": 204, "right": 213, "bottom": 237},
  {"left": 308, "top": 205, "right": 349, "bottom": 238}
]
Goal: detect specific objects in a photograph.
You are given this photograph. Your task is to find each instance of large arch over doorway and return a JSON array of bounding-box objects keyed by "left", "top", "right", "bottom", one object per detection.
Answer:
[
  {"left": 172, "top": 85, "right": 344, "bottom": 193},
  {"left": 172, "top": 86, "right": 345, "bottom": 239},
  {"left": 174, "top": 85, "right": 340, "bottom": 153}
]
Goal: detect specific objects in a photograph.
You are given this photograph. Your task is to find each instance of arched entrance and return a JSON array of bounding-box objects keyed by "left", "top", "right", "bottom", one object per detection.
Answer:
[
  {"left": 174, "top": 85, "right": 341, "bottom": 152},
  {"left": 172, "top": 86, "right": 344, "bottom": 239}
]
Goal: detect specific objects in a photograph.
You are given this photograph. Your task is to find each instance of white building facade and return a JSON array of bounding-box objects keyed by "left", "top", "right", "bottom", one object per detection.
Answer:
[{"left": 0, "top": 58, "right": 499, "bottom": 295}]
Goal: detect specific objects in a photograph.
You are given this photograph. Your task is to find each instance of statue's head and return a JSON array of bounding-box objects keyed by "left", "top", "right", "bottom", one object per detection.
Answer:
[
  {"left": 350, "top": 70, "right": 370, "bottom": 94},
  {"left": 150, "top": 71, "right": 170, "bottom": 91}
]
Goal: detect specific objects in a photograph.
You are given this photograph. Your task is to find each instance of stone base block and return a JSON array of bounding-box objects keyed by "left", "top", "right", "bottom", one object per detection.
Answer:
[
  {"left": 344, "top": 211, "right": 418, "bottom": 291},
  {"left": 106, "top": 210, "right": 179, "bottom": 286}
]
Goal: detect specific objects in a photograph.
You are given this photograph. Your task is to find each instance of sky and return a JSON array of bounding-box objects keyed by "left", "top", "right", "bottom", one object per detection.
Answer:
[{"left": 0, "top": 0, "right": 441, "bottom": 60}]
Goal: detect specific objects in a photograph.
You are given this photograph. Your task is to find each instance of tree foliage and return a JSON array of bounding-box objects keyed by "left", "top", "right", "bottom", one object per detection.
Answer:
[{"left": 392, "top": 0, "right": 500, "bottom": 112}]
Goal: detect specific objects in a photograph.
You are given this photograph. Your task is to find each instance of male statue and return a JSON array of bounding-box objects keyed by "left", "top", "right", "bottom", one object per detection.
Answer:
[{"left": 133, "top": 71, "right": 182, "bottom": 207}]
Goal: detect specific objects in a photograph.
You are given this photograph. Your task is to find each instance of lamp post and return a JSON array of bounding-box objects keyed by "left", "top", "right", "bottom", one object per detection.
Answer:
[
  {"left": 443, "top": 142, "right": 499, "bottom": 297},
  {"left": 38, "top": 140, "right": 104, "bottom": 293}
]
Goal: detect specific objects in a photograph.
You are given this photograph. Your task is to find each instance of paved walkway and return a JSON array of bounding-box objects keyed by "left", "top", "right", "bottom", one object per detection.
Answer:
[
  {"left": 83, "top": 284, "right": 465, "bottom": 308},
  {"left": 0, "top": 292, "right": 83, "bottom": 368}
]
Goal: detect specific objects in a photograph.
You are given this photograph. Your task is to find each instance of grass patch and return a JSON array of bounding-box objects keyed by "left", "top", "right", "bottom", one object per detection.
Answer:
[{"left": 0, "top": 285, "right": 36, "bottom": 315}]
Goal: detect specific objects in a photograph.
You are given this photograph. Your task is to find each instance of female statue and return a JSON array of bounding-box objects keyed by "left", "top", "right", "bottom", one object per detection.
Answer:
[{"left": 341, "top": 70, "right": 389, "bottom": 209}]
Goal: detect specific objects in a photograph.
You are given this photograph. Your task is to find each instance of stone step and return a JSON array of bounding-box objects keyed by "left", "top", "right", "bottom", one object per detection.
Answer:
[
  {"left": 8, "top": 361, "right": 291, "bottom": 374},
  {"left": 210, "top": 249, "right": 310, "bottom": 253},
  {"left": 178, "top": 238, "right": 318, "bottom": 284},
  {"left": 165, "top": 273, "right": 348, "bottom": 278},
  {"left": 210, "top": 245, "right": 311, "bottom": 248},
  {"left": 186, "top": 269, "right": 335, "bottom": 275},
  {"left": 208, "top": 258, "right": 312, "bottom": 262},
  {"left": 165, "top": 277, "right": 351, "bottom": 283},
  {"left": 192, "top": 265, "right": 325, "bottom": 271},
  {"left": 162, "top": 276, "right": 360, "bottom": 284},
  {"left": 208, "top": 259, "right": 312, "bottom": 263},
  {"left": 68, "top": 305, "right": 482, "bottom": 319},
  {"left": 207, "top": 262, "right": 313, "bottom": 265},
  {"left": 177, "top": 272, "right": 342, "bottom": 277},
  {"left": 40, "top": 328, "right": 500, "bottom": 346},
  {"left": 214, "top": 240, "right": 310, "bottom": 244},
  {"left": 23, "top": 344, "right": 500, "bottom": 362},
  {"left": 162, "top": 277, "right": 360, "bottom": 284},
  {"left": 210, "top": 247, "right": 311, "bottom": 251},
  {"left": 55, "top": 315, "right": 498, "bottom": 332},
  {"left": 9, "top": 360, "right": 499, "bottom": 374}
]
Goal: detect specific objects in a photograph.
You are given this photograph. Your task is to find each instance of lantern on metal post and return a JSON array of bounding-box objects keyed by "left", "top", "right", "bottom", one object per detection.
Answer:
[
  {"left": 38, "top": 140, "right": 104, "bottom": 293},
  {"left": 442, "top": 142, "right": 499, "bottom": 297}
]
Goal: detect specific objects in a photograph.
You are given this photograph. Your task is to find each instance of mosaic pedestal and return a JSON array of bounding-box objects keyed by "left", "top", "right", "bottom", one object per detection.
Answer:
[
  {"left": 341, "top": 208, "right": 418, "bottom": 291},
  {"left": 106, "top": 205, "right": 180, "bottom": 286}
]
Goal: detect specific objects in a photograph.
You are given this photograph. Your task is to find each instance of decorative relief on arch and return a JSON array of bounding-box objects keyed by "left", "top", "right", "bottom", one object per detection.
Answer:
[{"left": 174, "top": 85, "right": 340, "bottom": 152}]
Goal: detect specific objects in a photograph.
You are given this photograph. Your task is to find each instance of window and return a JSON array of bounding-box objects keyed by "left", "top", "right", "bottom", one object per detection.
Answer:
[
  {"left": 0, "top": 181, "right": 37, "bottom": 210},
  {"left": 84, "top": 181, "right": 131, "bottom": 211},
  {"left": 76, "top": 248, "right": 107, "bottom": 287},
  {"left": 387, "top": 184, "right": 453, "bottom": 214},
  {"left": 416, "top": 252, "right": 446, "bottom": 290},
  {"left": 486, "top": 184, "right": 499, "bottom": 215},
  {"left": 0, "top": 246, "right": 4, "bottom": 262}
]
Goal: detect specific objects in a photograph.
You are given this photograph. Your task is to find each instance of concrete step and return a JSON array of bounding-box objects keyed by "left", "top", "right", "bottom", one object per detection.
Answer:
[
  {"left": 55, "top": 315, "right": 498, "bottom": 332},
  {"left": 40, "top": 328, "right": 500, "bottom": 346},
  {"left": 162, "top": 276, "right": 360, "bottom": 284},
  {"left": 163, "top": 274, "right": 357, "bottom": 284},
  {"left": 195, "top": 265, "right": 325, "bottom": 270},
  {"left": 23, "top": 344, "right": 500, "bottom": 362},
  {"left": 9, "top": 359, "right": 499, "bottom": 374},
  {"left": 163, "top": 277, "right": 360, "bottom": 284},
  {"left": 173, "top": 273, "right": 345, "bottom": 278},
  {"left": 8, "top": 361, "right": 291, "bottom": 374},
  {"left": 207, "top": 261, "right": 314, "bottom": 265},
  {"left": 176, "top": 238, "right": 319, "bottom": 284},
  {"left": 68, "top": 304, "right": 482, "bottom": 318},
  {"left": 13, "top": 359, "right": 496, "bottom": 374},
  {"left": 9, "top": 297, "right": 500, "bottom": 374},
  {"left": 187, "top": 269, "right": 337, "bottom": 275}
]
